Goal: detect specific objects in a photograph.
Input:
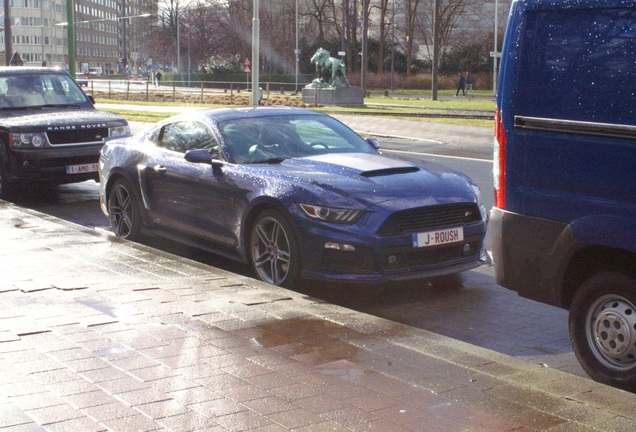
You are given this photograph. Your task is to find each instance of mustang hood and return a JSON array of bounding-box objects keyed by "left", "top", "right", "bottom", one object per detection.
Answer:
[{"left": 274, "top": 153, "right": 477, "bottom": 209}]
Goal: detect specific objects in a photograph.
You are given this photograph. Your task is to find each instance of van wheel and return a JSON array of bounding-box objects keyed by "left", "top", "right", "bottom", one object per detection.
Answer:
[{"left": 569, "top": 271, "right": 636, "bottom": 391}]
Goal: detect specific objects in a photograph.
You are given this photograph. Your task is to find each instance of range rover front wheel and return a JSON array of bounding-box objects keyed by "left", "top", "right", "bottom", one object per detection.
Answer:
[
  {"left": 0, "top": 163, "right": 15, "bottom": 200},
  {"left": 569, "top": 271, "right": 636, "bottom": 391}
]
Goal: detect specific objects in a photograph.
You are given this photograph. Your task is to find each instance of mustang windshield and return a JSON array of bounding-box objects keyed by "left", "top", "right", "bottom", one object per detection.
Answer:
[
  {"left": 0, "top": 73, "right": 88, "bottom": 109},
  {"left": 219, "top": 115, "right": 376, "bottom": 164}
]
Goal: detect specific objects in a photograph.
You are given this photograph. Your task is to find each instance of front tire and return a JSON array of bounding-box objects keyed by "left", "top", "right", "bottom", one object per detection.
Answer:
[
  {"left": 249, "top": 209, "right": 300, "bottom": 287},
  {"left": 108, "top": 178, "right": 142, "bottom": 241},
  {"left": 569, "top": 271, "right": 636, "bottom": 391},
  {"left": 0, "top": 164, "right": 14, "bottom": 201}
]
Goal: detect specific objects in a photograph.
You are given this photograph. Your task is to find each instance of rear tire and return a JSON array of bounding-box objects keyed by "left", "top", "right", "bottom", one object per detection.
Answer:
[
  {"left": 569, "top": 271, "right": 636, "bottom": 391},
  {"left": 107, "top": 178, "right": 142, "bottom": 241}
]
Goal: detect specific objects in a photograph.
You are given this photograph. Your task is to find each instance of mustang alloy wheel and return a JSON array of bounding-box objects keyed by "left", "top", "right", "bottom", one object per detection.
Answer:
[
  {"left": 569, "top": 271, "right": 636, "bottom": 391},
  {"left": 249, "top": 209, "right": 300, "bottom": 287},
  {"left": 108, "top": 178, "right": 142, "bottom": 241}
]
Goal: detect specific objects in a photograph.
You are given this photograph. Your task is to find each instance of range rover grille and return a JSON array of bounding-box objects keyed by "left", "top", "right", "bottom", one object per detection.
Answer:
[{"left": 47, "top": 128, "right": 109, "bottom": 145}]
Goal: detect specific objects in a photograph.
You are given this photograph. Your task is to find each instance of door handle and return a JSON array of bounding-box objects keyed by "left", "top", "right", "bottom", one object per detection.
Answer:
[{"left": 153, "top": 165, "right": 167, "bottom": 173}]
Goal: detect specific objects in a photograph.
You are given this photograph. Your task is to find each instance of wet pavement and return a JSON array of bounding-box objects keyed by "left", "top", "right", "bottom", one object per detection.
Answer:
[{"left": 2, "top": 200, "right": 636, "bottom": 431}]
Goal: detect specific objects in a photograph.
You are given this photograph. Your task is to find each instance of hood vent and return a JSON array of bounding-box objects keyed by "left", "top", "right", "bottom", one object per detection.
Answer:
[{"left": 362, "top": 166, "right": 420, "bottom": 178}]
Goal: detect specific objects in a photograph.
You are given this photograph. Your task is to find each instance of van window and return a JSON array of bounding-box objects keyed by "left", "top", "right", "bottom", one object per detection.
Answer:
[{"left": 516, "top": 9, "right": 636, "bottom": 124}]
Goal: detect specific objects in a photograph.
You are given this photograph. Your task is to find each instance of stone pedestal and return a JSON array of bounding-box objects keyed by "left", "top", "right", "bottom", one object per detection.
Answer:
[{"left": 302, "top": 87, "right": 365, "bottom": 106}]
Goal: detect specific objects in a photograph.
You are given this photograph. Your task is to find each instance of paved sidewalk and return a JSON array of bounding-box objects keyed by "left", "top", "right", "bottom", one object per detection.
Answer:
[{"left": 1, "top": 201, "right": 636, "bottom": 431}]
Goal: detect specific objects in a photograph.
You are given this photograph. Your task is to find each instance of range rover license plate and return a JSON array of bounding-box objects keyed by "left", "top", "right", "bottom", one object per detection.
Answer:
[
  {"left": 66, "top": 163, "right": 98, "bottom": 174},
  {"left": 413, "top": 227, "right": 464, "bottom": 248}
]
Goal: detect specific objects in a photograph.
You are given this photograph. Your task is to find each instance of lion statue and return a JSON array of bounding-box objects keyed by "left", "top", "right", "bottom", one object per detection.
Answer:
[{"left": 307, "top": 48, "right": 350, "bottom": 89}]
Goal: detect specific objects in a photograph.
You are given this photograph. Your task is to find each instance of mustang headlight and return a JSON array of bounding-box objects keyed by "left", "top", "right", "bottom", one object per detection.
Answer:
[
  {"left": 470, "top": 183, "right": 488, "bottom": 221},
  {"left": 299, "top": 204, "right": 365, "bottom": 224},
  {"left": 109, "top": 125, "right": 131, "bottom": 137},
  {"left": 11, "top": 133, "right": 47, "bottom": 148}
]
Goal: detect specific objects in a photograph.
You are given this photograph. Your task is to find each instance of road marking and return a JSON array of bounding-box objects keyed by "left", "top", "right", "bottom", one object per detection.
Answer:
[{"left": 383, "top": 148, "right": 493, "bottom": 163}]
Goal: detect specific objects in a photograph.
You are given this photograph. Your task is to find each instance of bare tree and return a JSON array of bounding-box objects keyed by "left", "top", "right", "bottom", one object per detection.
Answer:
[
  {"left": 403, "top": 0, "right": 422, "bottom": 77},
  {"left": 304, "top": 0, "right": 333, "bottom": 47},
  {"left": 416, "top": 0, "right": 489, "bottom": 71}
]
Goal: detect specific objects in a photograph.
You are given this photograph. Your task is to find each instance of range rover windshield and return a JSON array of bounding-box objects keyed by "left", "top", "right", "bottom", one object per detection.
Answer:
[{"left": 0, "top": 72, "right": 88, "bottom": 109}]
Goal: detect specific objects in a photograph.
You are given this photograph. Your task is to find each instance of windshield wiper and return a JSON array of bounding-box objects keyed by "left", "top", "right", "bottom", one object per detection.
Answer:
[
  {"left": 245, "top": 157, "right": 287, "bottom": 164},
  {"left": 40, "top": 104, "right": 82, "bottom": 109}
]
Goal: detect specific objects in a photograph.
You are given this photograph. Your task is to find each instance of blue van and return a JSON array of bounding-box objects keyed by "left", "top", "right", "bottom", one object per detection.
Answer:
[{"left": 491, "top": 0, "right": 636, "bottom": 390}]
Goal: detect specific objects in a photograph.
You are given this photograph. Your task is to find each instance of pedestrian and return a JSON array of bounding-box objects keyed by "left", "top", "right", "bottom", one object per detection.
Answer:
[
  {"left": 465, "top": 71, "right": 474, "bottom": 97},
  {"left": 155, "top": 71, "right": 162, "bottom": 87},
  {"left": 455, "top": 72, "right": 465, "bottom": 97}
]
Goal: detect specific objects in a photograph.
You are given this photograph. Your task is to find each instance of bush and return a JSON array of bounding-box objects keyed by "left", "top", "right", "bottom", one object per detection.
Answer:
[{"left": 347, "top": 72, "right": 493, "bottom": 91}]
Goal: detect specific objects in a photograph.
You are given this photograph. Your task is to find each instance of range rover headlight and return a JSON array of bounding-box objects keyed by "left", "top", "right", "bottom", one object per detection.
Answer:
[
  {"left": 299, "top": 204, "right": 365, "bottom": 224},
  {"left": 109, "top": 125, "right": 131, "bottom": 137},
  {"left": 12, "top": 133, "right": 47, "bottom": 148},
  {"left": 31, "top": 134, "right": 45, "bottom": 148}
]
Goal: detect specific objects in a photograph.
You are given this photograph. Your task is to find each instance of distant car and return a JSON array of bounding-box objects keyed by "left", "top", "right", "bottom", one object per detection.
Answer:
[
  {"left": 0, "top": 67, "right": 130, "bottom": 199},
  {"left": 99, "top": 107, "right": 489, "bottom": 287},
  {"left": 75, "top": 72, "right": 88, "bottom": 87}
]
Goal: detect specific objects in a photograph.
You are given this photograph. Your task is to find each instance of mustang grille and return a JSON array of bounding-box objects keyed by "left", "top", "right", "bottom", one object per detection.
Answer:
[
  {"left": 377, "top": 202, "right": 481, "bottom": 236},
  {"left": 47, "top": 128, "right": 109, "bottom": 145}
]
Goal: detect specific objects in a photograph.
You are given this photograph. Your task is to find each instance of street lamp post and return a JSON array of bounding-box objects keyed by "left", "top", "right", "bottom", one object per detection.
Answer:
[
  {"left": 251, "top": 0, "right": 260, "bottom": 106},
  {"left": 295, "top": 0, "right": 298, "bottom": 93},
  {"left": 492, "top": 0, "right": 499, "bottom": 95},
  {"left": 176, "top": 4, "right": 180, "bottom": 74},
  {"left": 3, "top": 1, "right": 12, "bottom": 66},
  {"left": 361, "top": 0, "right": 369, "bottom": 94},
  {"left": 66, "top": 0, "right": 76, "bottom": 76},
  {"left": 390, "top": 0, "right": 395, "bottom": 93},
  {"left": 432, "top": 0, "right": 440, "bottom": 100}
]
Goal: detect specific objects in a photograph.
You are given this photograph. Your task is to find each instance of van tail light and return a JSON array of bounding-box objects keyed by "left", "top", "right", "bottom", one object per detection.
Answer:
[{"left": 493, "top": 109, "right": 506, "bottom": 208}]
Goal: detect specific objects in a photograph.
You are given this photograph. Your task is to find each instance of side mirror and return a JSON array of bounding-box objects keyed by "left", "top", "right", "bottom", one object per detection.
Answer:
[
  {"left": 366, "top": 137, "right": 380, "bottom": 150},
  {"left": 86, "top": 94, "right": 95, "bottom": 104},
  {"left": 184, "top": 149, "right": 223, "bottom": 167}
]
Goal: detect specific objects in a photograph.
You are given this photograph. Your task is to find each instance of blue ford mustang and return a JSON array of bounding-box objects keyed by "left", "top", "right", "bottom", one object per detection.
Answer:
[{"left": 99, "top": 107, "right": 488, "bottom": 287}]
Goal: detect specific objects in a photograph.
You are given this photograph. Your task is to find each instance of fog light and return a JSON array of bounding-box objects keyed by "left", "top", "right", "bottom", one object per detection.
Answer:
[
  {"left": 324, "top": 242, "right": 356, "bottom": 252},
  {"left": 462, "top": 243, "right": 472, "bottom": 255},
  {"left": 387, "top": 255, "right": 398, "bottom": 265}
]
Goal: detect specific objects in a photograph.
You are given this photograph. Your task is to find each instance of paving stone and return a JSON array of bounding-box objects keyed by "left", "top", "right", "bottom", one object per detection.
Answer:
[
  {"left": 0, "top": 402, "right": 37, "bottom": 428},
  {"left": 80, "top": 401, "right": 138, "bottom": 422},
  {"left": 113, "top": 387, "right": 171, "bottom": 406},
  {"left": 266, "top": 407, "right": 327, "bottom": 429},
  {"left": 41, "top": 415, "right": 107, "bottom": 432},
  {"left": 63, "top": 389, "right": 117, "bottom": 409},
  {"left": 155, "top": 410, "right": 222, "bottom": 432},
  {"left": 100, "top": 413, "right": 162, "bottom": 432},
  {"left": 24, "top": 403, "right": 84, "bottom": 425},
  {"left": 134, "top": 398, "right": 189, "bottom": 419},
  {"left": 9, "top": 392, "right": 66, "bottom": 411}
]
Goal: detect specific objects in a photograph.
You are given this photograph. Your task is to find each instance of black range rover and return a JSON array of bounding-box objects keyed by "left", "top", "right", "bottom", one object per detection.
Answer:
[{"left": 0, "top": 67, "right": 130, "bottom": 199}]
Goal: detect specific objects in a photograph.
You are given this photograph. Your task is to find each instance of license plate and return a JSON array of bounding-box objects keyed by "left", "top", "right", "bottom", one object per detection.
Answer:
[
  {"left": 66, "top": 163, "right": 98, "bottom": 174},
  {"left": 413, "top": 227, "right": 464, "bottom": 248}
]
